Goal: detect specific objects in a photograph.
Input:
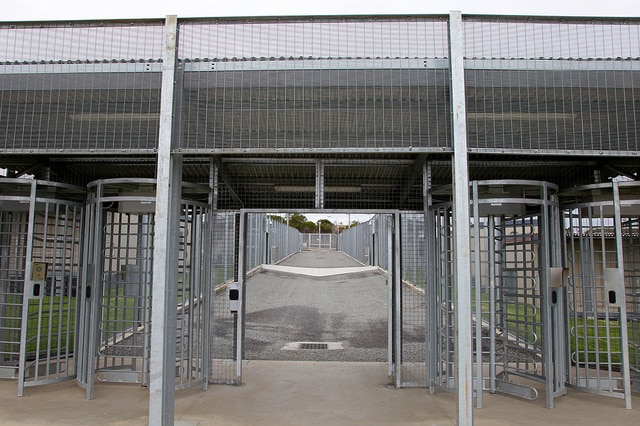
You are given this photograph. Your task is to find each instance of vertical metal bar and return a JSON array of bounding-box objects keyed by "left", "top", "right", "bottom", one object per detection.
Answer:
[
  {"left": 488, "top": 216, "right": 496, "bottom": 394},
  {"left": 550, "top": 192, "right": 567, "bottom": 400},
  {"left": 388, "top": 215, "right": 394, "bottom": 378},
  {"left": 316, "top": 160, "right": 325, "bottom": 209},
  {"left": 472, "top": 181, "right": 483, "bottom": 407},
  {"left": 17, "top": 180, "right": 37, "bottom": 397},
  {"left": 202, "top": 161, "right": 217, "bottom": 390},
  {"left": 541, "top": 182, "right": 555, "bottom": 408},
  {"left": 612, "top": 182, "right": 633, "bottom": 409},
  {"left": 394, "top": 212, "right": 403, "bottom": 388},
  {"left": 236, "top": 211, "right": 247, "bottom": 384},
  {"left": 87, "top": 182, "right": 105, "bottom": 399},
  {"left": 149, "top": 15, "right": 180, "bottom": 426},
  {"left": 448, "top": 10, "right": 473, "bottom": 425},
  {"left": 425, "top": 164, "right": 438, "bottom": 393}
]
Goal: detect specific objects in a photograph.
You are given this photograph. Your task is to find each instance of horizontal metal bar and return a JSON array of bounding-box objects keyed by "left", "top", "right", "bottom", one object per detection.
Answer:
[
  {"left": 0, "top": 62, "right": 161, "bottom": 74},
  {"left": 465, "top": 58, "right": 640, "bottom": 72},
  {"left": 184, "top": 58, "right": 449, "bottom": 72}
]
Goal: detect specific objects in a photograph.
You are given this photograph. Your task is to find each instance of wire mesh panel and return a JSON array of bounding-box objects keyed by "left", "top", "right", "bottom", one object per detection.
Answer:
[
  {"left": 463, "top": 16, "right": 640, "bottom": 155},
  {"left": 177, "top": 17, "right": 451, "bottom": 152},
  {"left": 562, "top": 181, "right": 636, "bottom": 406},
  {"left": 0, "top": 21, "right": 164, "bottom": 153},
  {"left": 301, "top": 233, "right": 337, "bottom": 251},
  {"left": 209, "top": 211, "right": 302, "bottom": 384},
  {"left": 209, "top": 212, "right": 237, "bottom": 384},
  {"left": 266, "top": 217, "right": 301, "bottom": 264},
  {"left": 339, "top": 212, "right": 426, "bottom": 387},
  {"left": 338, "top": 218, "right": 374, "bottom": 265},
  {"left": 398, "top": 213, "right": 427, "bottom": 387},
  {"left": 0, "top": 179, "right": 85, "bottom": 395}
]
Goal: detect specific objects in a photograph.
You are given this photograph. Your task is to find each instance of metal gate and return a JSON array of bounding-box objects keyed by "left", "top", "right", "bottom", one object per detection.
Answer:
[
  {"left": 0, "top": 179, "right": 85, "bottom": 396},
  {"left": 78, "top": 178, "right": 211, "bottom": 398},
  {"left": 431, "top": 180, "right": 565, "bottom": 408},
  {"left": 301, "top": 233, "right": 337, "bottom": 250},
  {"left": 561, "top": 181, "right": 635, "bottom": 408}
]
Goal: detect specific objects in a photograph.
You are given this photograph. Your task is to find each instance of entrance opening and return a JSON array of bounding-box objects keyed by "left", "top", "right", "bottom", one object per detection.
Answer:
[{"left": 208, "top": 211, "right": 428, "bottom": 388}]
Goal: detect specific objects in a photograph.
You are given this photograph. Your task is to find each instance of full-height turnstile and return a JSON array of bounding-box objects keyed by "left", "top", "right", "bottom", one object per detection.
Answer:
[
  {"left": 0, "top": 178, "right": 85, "bottom": 396},
  {"left": 430, "top": 180, "right": 566, "bottom": 408},
  {"left": 560, "top": 181, "right": 637, "bottom": 408},
  {"left": 77, "top": 178, "right": 211, "bottom": 398}
]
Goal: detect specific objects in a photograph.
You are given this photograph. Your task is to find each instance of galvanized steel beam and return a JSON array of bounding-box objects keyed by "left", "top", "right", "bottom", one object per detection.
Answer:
[
  {"left": 448, "top": 10, "right": 474, "bottom": 426},
  {"left": 149, "top": 15, "right": 181, "bottom": 426}
]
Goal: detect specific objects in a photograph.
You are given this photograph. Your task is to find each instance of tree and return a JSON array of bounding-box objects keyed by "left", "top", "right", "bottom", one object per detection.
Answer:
[
  {"left": 288, "top": 213, "right": 307, "bottom": 230},
  {"left": 269, "top": 215, "right": 285, "bottom": 224},
  {"left": 318, "top": 219, "right": 334, "bottom": 233}
]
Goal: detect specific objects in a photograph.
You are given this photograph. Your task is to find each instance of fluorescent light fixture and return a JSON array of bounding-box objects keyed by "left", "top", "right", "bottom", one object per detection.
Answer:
[
  {"left": 467, "top": 112, "right": 576, "bottom": 121},
  {"left": 70, "top": 113, "right": 160, "bottom": 122},
  {"left": 274, "top": 186, "right": 361, "bottom": 193}
]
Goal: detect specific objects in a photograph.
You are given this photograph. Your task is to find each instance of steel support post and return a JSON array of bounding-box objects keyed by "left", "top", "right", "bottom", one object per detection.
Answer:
[
  {"left": 394, "top": 212, "right": 403, "bottom": 388},
  {"left": 149, "top": 15, "right": 181, "bottom": 426},
  {"left": 448, "top": 10, "right": 474, "bottom": 425}
]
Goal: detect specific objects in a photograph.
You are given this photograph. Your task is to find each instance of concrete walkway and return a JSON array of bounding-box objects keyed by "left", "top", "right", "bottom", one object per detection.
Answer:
[{"left": 1, "top": 360, "right": 638, "bottom": 425}]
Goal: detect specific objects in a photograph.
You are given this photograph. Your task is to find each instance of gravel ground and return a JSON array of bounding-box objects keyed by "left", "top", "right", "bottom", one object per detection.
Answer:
[{"left": 244, "top": 263, "right": 389, "bottom": 362}]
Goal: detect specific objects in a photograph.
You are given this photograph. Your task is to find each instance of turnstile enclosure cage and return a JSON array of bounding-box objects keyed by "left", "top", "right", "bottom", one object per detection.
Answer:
[
  {"left": 0, "top": 179, "right": 85, "bottom": 395},
  {"left": 78, "top": 178, "right": 211, "bottom": 396}
]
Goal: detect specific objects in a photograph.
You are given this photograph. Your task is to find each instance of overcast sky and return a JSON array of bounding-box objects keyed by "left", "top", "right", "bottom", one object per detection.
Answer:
[{"left": 3, "top": 0, "right": 640, "bottom": 21}]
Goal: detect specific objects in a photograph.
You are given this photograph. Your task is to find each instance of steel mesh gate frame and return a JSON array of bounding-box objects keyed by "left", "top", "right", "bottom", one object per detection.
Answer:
[
  {"left": 301, "top": 233, "right": 337, "bottom": 251},
  {"left": 209, "top": 212, "right": 237, "bottom": 384},
  {"left": 338, "top": 212, "right": 427, "bottom": 388},
  {"left": 431, "top": 180, "right": 566, "bottom": 408},
  {"left": 561, "top": 181, "right": 636, "bottom": 408},
  {"left": 208, "top": 212, "right": 302, "bottom": 385},
  {"left": 77, "top": 178, "right": 211, "bottom": 398},
  {"left": 0, "top": 179, "right": 85, "bottom": 396}
]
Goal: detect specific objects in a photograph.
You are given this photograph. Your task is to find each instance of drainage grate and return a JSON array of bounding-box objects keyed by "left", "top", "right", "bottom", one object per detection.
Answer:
[
  {"left": 281, "top": 341, "right": 343, "bottom": 351},
  {"left": 299, "top": 343, "right": 329, "bottom": 350}
]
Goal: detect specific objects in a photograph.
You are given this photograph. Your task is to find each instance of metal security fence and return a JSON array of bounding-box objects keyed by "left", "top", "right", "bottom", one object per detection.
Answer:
[
  {"left": 177, "top": 17, "right": 451, "bottom": 152},
  {"left": 209, "top": 212, "right": 238, "bottom": 384},
  {"left": 399, "top": 213, "right": 427, "bottom": 387},
  {"left": 0, "top": 21, "right": 164, "bottom": 153},
  {"left": 463, "top": 16, "right": 640, "bottom": 154},
  {"left": 339, "top": 212, "right": 427, "bottom": 387},
  {"left": 301, "top": 233, "right": 336, "bottom": 251},
  {"left": 209, "top": 211, "right": 300, "bottom": 384},
  {"left": 338, "top": 220, "right": 374, "bottom": 265},
  {"left": 268, "top": 218, "right": 302, "bottom": 263}
]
